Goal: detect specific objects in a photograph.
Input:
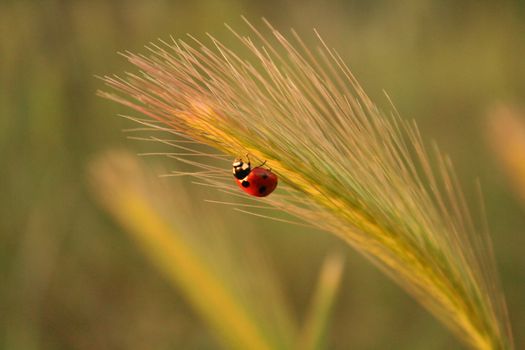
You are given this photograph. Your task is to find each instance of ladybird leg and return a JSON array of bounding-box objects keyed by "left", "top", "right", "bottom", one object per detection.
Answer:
[{"left": 245, "top": 153, "right": 267, "bottom": 168}]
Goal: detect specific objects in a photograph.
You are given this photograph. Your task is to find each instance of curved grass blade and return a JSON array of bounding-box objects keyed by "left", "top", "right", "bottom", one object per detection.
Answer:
[{"left": 88, "top": 151, "right": 292, "bottom": 350}]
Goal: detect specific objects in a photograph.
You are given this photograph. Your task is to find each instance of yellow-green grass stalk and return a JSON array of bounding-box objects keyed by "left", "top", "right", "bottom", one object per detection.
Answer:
[
  {"left": 298, "top": 253, "right": 345, "bottom": 350},
  {"left": 89, "top": 151, "right": 294, "bottom": 350},
  {"left": 100, "top": 19, "right": 513, "bottom": 349}
]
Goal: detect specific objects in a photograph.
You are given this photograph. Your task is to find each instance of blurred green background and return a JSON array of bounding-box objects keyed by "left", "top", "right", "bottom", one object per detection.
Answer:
[{"left": 1, "top": 0, "right": 524, "bottom": 349}]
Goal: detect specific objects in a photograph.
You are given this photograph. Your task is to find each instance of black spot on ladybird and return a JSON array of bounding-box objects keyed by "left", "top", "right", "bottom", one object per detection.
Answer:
[
  {"left": 261, "top": 173, "right": 268, "bottom": 179},
  {"left": 258, "top": 185, "right": 267, "bottom": 194},
  {"left": 242, "top": 181, "right": 250, "bottom": 188}
]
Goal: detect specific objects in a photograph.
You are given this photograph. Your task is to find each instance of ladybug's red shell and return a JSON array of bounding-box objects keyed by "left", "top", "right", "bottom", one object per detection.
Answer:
[{"left": 235, "top": 167, "right": 278, "bottom": 197}]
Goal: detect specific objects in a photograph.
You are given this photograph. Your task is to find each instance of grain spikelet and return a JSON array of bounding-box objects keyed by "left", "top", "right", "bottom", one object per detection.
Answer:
[
  {"left": 100, "top": 19, "right": 513, "bottom": 349},
  {"left": 487, "top": 104, "right": 525, "bottom": 206}
]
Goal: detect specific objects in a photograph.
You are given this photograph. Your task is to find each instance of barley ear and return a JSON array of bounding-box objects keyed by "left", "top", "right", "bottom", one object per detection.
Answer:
[{"left": 100, "top": 20, "right": 513, "bottom": 349}]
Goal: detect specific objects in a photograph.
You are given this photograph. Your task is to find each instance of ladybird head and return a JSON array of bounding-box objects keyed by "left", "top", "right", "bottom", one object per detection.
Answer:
[{"left": 232, "top": 158, "right": 251, "bottom": 179}]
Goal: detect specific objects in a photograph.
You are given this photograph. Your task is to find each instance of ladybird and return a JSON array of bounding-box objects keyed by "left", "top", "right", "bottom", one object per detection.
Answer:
[{"left": 232, "top": 158, "right": 278, "bottom": 197}]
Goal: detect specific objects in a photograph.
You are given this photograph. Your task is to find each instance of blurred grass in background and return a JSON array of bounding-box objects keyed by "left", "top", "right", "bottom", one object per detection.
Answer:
[{"left": 1, "top": 0, "right": 524, "bottom": 349}]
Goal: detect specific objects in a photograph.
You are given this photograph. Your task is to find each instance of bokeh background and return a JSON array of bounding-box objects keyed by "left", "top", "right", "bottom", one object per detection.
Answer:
[{"left": 1, "top": 1, "right": 524, "bottom": 349}]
